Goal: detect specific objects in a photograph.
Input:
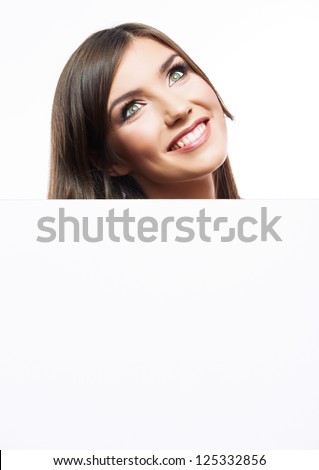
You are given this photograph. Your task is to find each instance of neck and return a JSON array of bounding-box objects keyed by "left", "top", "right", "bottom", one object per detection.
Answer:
[{"left": 133, "top": 173, "right": 216, "bottom": 199}]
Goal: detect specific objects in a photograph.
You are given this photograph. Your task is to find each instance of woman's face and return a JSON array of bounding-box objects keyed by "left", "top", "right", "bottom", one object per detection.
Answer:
[{"left": 107, "top": 37, "right": 228, "bottom": 195}]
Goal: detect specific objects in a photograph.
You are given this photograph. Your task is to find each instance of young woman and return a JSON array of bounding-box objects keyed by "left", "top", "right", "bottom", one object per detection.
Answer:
[{"left": 49, "top": 23, "right": 240, "bottom": 199}]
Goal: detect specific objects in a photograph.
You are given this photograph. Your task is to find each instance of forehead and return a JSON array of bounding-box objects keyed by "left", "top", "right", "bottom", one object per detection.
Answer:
[{"left": 109, "top": 37, "right": 177, "bottom": 97}]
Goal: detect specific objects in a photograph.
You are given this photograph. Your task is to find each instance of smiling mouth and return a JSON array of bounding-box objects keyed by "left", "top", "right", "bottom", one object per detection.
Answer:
[{"left": 168, "top": 120, "right": 209, "bottom": 152}]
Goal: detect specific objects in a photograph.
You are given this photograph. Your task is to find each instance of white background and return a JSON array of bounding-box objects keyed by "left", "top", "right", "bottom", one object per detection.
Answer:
[
  {"left": 0, "top": 200, "right": 318, "bottom": 449},
  {"left": 0, "top": 0, "right": 319, "bottom": 199},
  {"left": 1, "top": 0, "right": 319, "bottom": 455}
]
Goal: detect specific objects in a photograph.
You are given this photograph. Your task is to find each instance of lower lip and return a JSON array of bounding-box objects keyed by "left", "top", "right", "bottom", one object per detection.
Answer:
[{"left": 169, "top": 120, "right": 211, "bottom": 154}]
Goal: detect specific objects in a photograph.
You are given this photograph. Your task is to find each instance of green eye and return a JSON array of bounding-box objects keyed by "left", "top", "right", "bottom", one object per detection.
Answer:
[
  {"left": 171, "top": 71, "right": 183, "bottom": 82},
  {"left": 168, "top": 64, "right": 187, "bottom": 86},
  {"left": 121, "top": 102, "right": 142, "bottom": 121},
  {"left": 126, "top": 102, "right": 141, "bottom": 118},
  {"left": 169, "top": 70, "right": 183, "bottom": 86}
]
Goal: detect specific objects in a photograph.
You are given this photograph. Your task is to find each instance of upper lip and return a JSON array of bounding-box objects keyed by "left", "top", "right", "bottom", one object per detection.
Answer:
[{"left": 167, "top": 117, "right": 209, "bottom": 151}]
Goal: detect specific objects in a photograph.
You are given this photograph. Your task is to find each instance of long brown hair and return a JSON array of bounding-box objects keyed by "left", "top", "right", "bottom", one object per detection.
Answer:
[{"left": 48, "top": 23, "right": 240, "bottom": 199}]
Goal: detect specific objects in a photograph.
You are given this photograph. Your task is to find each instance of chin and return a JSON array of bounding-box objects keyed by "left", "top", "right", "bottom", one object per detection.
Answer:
[{"left": 191, "top": 150, "right": 227, "bottom": 176}]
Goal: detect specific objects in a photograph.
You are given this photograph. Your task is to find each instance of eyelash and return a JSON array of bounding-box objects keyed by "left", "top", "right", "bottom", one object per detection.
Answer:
[
  {"left": 168, "top": 61, "right": 188, "bottom": 86},
  {"left": 119, "top": 61, "right": 189, "bottom": 123}
]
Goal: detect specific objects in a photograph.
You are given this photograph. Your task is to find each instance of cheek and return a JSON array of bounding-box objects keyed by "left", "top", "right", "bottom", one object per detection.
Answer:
[
  {"left": 110, "top": 119, "right": 160, "bottom": 167},
  {"left": 193, "top": 77, "right": 222, "bottom": 110},
  {"left": 204, "top": 89, "right": 221, "bottom": 111}
]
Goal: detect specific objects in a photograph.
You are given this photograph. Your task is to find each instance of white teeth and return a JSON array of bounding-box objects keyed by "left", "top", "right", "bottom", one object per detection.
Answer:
[
  {"left": 194, "top": 128, "right": 201, "bottom": 138},
  {"left": 169, "top": 121, "right": 207, "bottom": 151}
]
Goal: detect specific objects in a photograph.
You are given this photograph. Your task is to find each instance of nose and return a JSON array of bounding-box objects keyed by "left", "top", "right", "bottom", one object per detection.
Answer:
[{"left": 162, "top": 94, "right": 192, "bottom": 127}]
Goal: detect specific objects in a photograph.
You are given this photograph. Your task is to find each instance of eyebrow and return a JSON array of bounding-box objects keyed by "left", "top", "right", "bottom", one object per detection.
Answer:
[{"left": 108, "top": 53, "right": 180, "bottom": 116}]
